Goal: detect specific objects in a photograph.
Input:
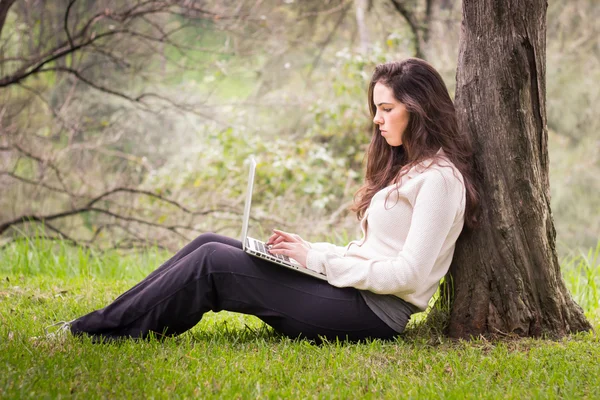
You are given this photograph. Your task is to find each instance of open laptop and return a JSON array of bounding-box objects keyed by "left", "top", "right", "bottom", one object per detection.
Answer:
[{"left": 241, "top": 156, "right": 328, "bottom": 281}]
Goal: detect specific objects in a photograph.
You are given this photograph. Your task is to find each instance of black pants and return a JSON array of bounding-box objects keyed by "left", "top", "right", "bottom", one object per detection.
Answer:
[{"left": 70, "top": 233, "right": 398, "bottom": 342}]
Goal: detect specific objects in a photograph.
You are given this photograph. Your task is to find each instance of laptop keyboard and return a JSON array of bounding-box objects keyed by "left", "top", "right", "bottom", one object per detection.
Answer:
[{"left": 256, "top": 240, "right": 291, "bottom": 263}]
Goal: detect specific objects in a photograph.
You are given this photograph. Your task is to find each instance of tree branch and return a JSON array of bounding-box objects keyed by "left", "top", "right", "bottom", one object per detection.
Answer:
[
  {"left": 0, "top": 171, "right": 74, "bottom": 195},
  {"left": 0, "top": 206, "right": 192, "bottom": 237},
  {"left": 43, "top": 220, "right": 87, "bottom": 248},
  {"left": 0, "top": 0, "right": 18, "bottom": 39},
  {"left": 0, "top": 1, "right": 297, "bottom": 251},
  {"left": 389, "top": 0, "right": 424, "bottom": 58},
  {"left": 0, "top": 2, "right": 250, "bottom": 88},
  {"left": 37, "top": 66, "right": 148, "bottom": 105},
  {"left": 306, "top": 3, "right": 351, "bottom": 81},
  {"left": 64, "top": 0, "right": 77, "bottom": 48},
  {"left": 11, "top": 144, "right": 74, "bottom": 196},
  {"left": 85, "top": 187, "right": 193, "bottom": 213}
]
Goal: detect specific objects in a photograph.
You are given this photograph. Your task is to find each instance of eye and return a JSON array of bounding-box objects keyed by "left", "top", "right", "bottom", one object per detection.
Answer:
[{"left": 383, "top": 108, "right": 392, "bottom": 112}]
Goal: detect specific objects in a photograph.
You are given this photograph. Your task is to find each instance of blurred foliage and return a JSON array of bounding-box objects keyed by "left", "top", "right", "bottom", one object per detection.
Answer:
[
  {"left": 545, "top": 0, "right": 600, "bottom": 255},
  {"left": 0, "top": 0, "right": 597, "bottom": 257}
]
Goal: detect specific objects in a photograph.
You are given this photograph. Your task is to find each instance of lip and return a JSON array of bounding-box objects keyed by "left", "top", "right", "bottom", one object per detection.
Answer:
[{"left": 380, "top": 130, "right": 387, "bottom": 135}]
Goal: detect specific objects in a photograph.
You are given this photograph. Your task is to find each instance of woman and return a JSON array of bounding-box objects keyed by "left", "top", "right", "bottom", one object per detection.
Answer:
[{"left": 58, "top": 58, "right": 480, "bottom": 342}]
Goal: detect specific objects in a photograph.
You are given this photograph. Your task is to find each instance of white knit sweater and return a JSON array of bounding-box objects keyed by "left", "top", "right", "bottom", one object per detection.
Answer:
[{"left": 306, "top": 148, "right": 466, "bottom": 311}]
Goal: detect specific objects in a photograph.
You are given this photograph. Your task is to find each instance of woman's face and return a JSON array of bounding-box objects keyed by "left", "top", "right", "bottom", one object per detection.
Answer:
[{"left": 372, "top": 82, "right": 410, "bottom": 147}]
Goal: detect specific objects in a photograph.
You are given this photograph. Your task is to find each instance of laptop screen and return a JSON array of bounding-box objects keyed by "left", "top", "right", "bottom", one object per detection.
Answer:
[{"left": 240, "top": 156, "right": 256, "bottom": 249}]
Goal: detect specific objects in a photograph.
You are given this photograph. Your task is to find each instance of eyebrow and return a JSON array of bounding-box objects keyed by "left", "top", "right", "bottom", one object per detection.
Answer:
[{"left": 376, "top": 102, "right": 394, "bottom": 106}]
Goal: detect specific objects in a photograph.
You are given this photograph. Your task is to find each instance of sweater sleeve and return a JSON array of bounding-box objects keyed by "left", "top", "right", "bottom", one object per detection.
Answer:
[
  {"left": 306, "top": 170, "right": 463, "bottom": 295},
  {"left": 308, "top": 241, "right": 346, "bottom": 256}
]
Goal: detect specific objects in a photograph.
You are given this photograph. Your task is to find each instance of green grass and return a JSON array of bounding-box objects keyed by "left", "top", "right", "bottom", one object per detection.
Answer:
[{"left": 1, "top": 239, "right": 599, "bottom": 398}]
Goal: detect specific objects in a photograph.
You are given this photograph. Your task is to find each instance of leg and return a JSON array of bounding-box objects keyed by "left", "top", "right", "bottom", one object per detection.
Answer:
[
  {"left": 71, "top": 241, "right": 398, "bottom": 342},
  {"left": 138, "top": 232, "right": 239, "bottom": 281},
  {"left": 111, "top": 233, "right": 239, "bottom": 303}
]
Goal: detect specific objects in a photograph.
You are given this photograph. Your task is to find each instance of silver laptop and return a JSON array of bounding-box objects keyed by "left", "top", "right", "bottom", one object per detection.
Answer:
[{"left": 241, "top": 156, "right": 327, "bottom": 281}]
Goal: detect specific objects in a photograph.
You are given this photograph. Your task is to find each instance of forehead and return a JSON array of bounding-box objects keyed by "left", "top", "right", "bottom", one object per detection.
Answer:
[{"left": 373, "top": 82, "right": 398, "bottom": 104}]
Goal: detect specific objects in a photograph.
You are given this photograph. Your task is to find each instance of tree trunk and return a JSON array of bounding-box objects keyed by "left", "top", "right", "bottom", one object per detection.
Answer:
[
  {"left": 0, "top": 0, "right": 18, "bottom": 39},
  {"left": 354, "top": 0, "right": 370, "bottom": 55},
  {"left": 446, "top": 0, "right": 592, "bottom": 338}
]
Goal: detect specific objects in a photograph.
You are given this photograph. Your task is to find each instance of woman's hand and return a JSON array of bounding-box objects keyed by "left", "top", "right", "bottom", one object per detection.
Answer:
[{"left": 266, "top": 229, "right": 311, "bottom": 268}]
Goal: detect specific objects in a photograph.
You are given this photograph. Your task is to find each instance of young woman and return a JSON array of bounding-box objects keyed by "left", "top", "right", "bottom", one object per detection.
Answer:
[{"left": 60, "top": 58, "right": 480, "bottom": 342}]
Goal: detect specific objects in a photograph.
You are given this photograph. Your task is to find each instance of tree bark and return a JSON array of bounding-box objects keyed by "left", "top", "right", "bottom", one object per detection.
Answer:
[{"left": 447, "top": 0, "right": 592, "bottom": 338}]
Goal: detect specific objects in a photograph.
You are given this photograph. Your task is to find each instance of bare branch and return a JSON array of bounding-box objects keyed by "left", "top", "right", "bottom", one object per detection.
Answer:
[
  {"left": 306, "top": 3, "right": 351, "bottom": 81},
  {"left": 0, "top": 2, "right": 251, "bottom": 88},
  {"left": 0, "top": 206, "right": 189, "bottom": 236},
  {"left": 0, "top": 171, "right": 74, "bottom": 195},
  {"left": 0, "top": 0, "right": 18, "bottom": 39},
  {"left": 11, "top": 144, "right": 74, "bottom": 196},
  {"left": 423, "top": 0, "right": 433, "bottom": 43},
  {"left": 389, "top": 0, "right": 424, "bottom": 58},
  {"left": 0, "top": 1, "right": 300, "bottom": 251},
  {"left": 43, "top": 220, "right": 87, "bottom": 248},
  {"left": 65, "top": 0, "right": 78, "bottom": 48},
  {"left": 0, "top": 28, "right": 126, "bottom": 87},
  {"left": 93, "top": 223, "right": 173, "bottom": 251},
  {"left": 36, "top": 66, "right": 148, "bottom": 105},
  {"left": 85, "top": 187, "right": 194, "bottom": 214},
  {"left": 17, "top": 82, "right": 85, "bottom": 140}
]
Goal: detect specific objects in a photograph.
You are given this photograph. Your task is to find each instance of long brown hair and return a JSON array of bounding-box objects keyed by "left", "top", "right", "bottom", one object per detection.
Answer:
[{"left": 352, "top": 58, "right": 481, "bottom": 230}]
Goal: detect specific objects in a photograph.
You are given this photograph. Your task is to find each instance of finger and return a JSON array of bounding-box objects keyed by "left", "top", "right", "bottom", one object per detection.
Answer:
[
  {"left": 267, "top": 231, "right": 287, "bottom": 245},
  {"left": 268, "top": 236, "right": 285, "bottom": 246},
  {"left": 272, "top": 229, "right": 293, "bottom": 236},
  {"left": 272, "top": 229, "right": 298, "bottom": 242},
  {"left": 269, "top": 248, "right": 295, "bottom": 259},
  {"left": 270, "top": 242, "right": 293, "bottom": 250},
  {"left": 266, "top": 233, "right": 279, "bottom": 245}
]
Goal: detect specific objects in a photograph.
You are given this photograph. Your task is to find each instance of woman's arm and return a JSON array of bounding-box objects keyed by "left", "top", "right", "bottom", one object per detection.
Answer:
[
  {"left": 306, "top": 171, "right": 464, "bottom": 295},
  {"left": 308, "top": 242, "right": 346, "bottom": 256},
  {"left": 266, "top": 232, "right": 347, "bottom": 264}
]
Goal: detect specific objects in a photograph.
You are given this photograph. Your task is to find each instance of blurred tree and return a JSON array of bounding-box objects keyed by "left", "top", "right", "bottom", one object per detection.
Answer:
[
  {"left": 0, "top": 0, "right": 360, "bottom": 249},
  {"left": 0, "top": 0, "right": 17, "bottom": 34},
  {"left": 442, "top": 0, "right": 592, "bottom": 338},
  {"left": 387, "top": 0, "right": 438, "bottom": 59},
  {"left": 0, "top": 0, "right": 596, "bottom": 265},
  {"left": 354, "top": 0, "right": 370, "bottom": 54},
  {"left": 0, "top": 0, "right": 257, "bottom": 249}
]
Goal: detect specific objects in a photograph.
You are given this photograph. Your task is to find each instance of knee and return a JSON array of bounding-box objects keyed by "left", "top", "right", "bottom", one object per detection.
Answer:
[
  {"left": 190, "top": 232, "right": 224, "bottom": 249},
  {"left": 196, "top": 241, "right": 224, "bottom": 256},
  {"left": 191, "top": 242, "right": 236, "bottom": 276}
]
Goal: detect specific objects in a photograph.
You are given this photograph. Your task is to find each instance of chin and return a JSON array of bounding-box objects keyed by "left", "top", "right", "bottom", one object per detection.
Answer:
[{"left": 386, "top": 139, "right": 402, "bottom": 147}]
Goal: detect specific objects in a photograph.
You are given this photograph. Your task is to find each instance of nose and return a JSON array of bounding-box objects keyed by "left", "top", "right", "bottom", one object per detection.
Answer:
[{"left": 373, "top": 111, "right": 383, "bottom": 125}]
